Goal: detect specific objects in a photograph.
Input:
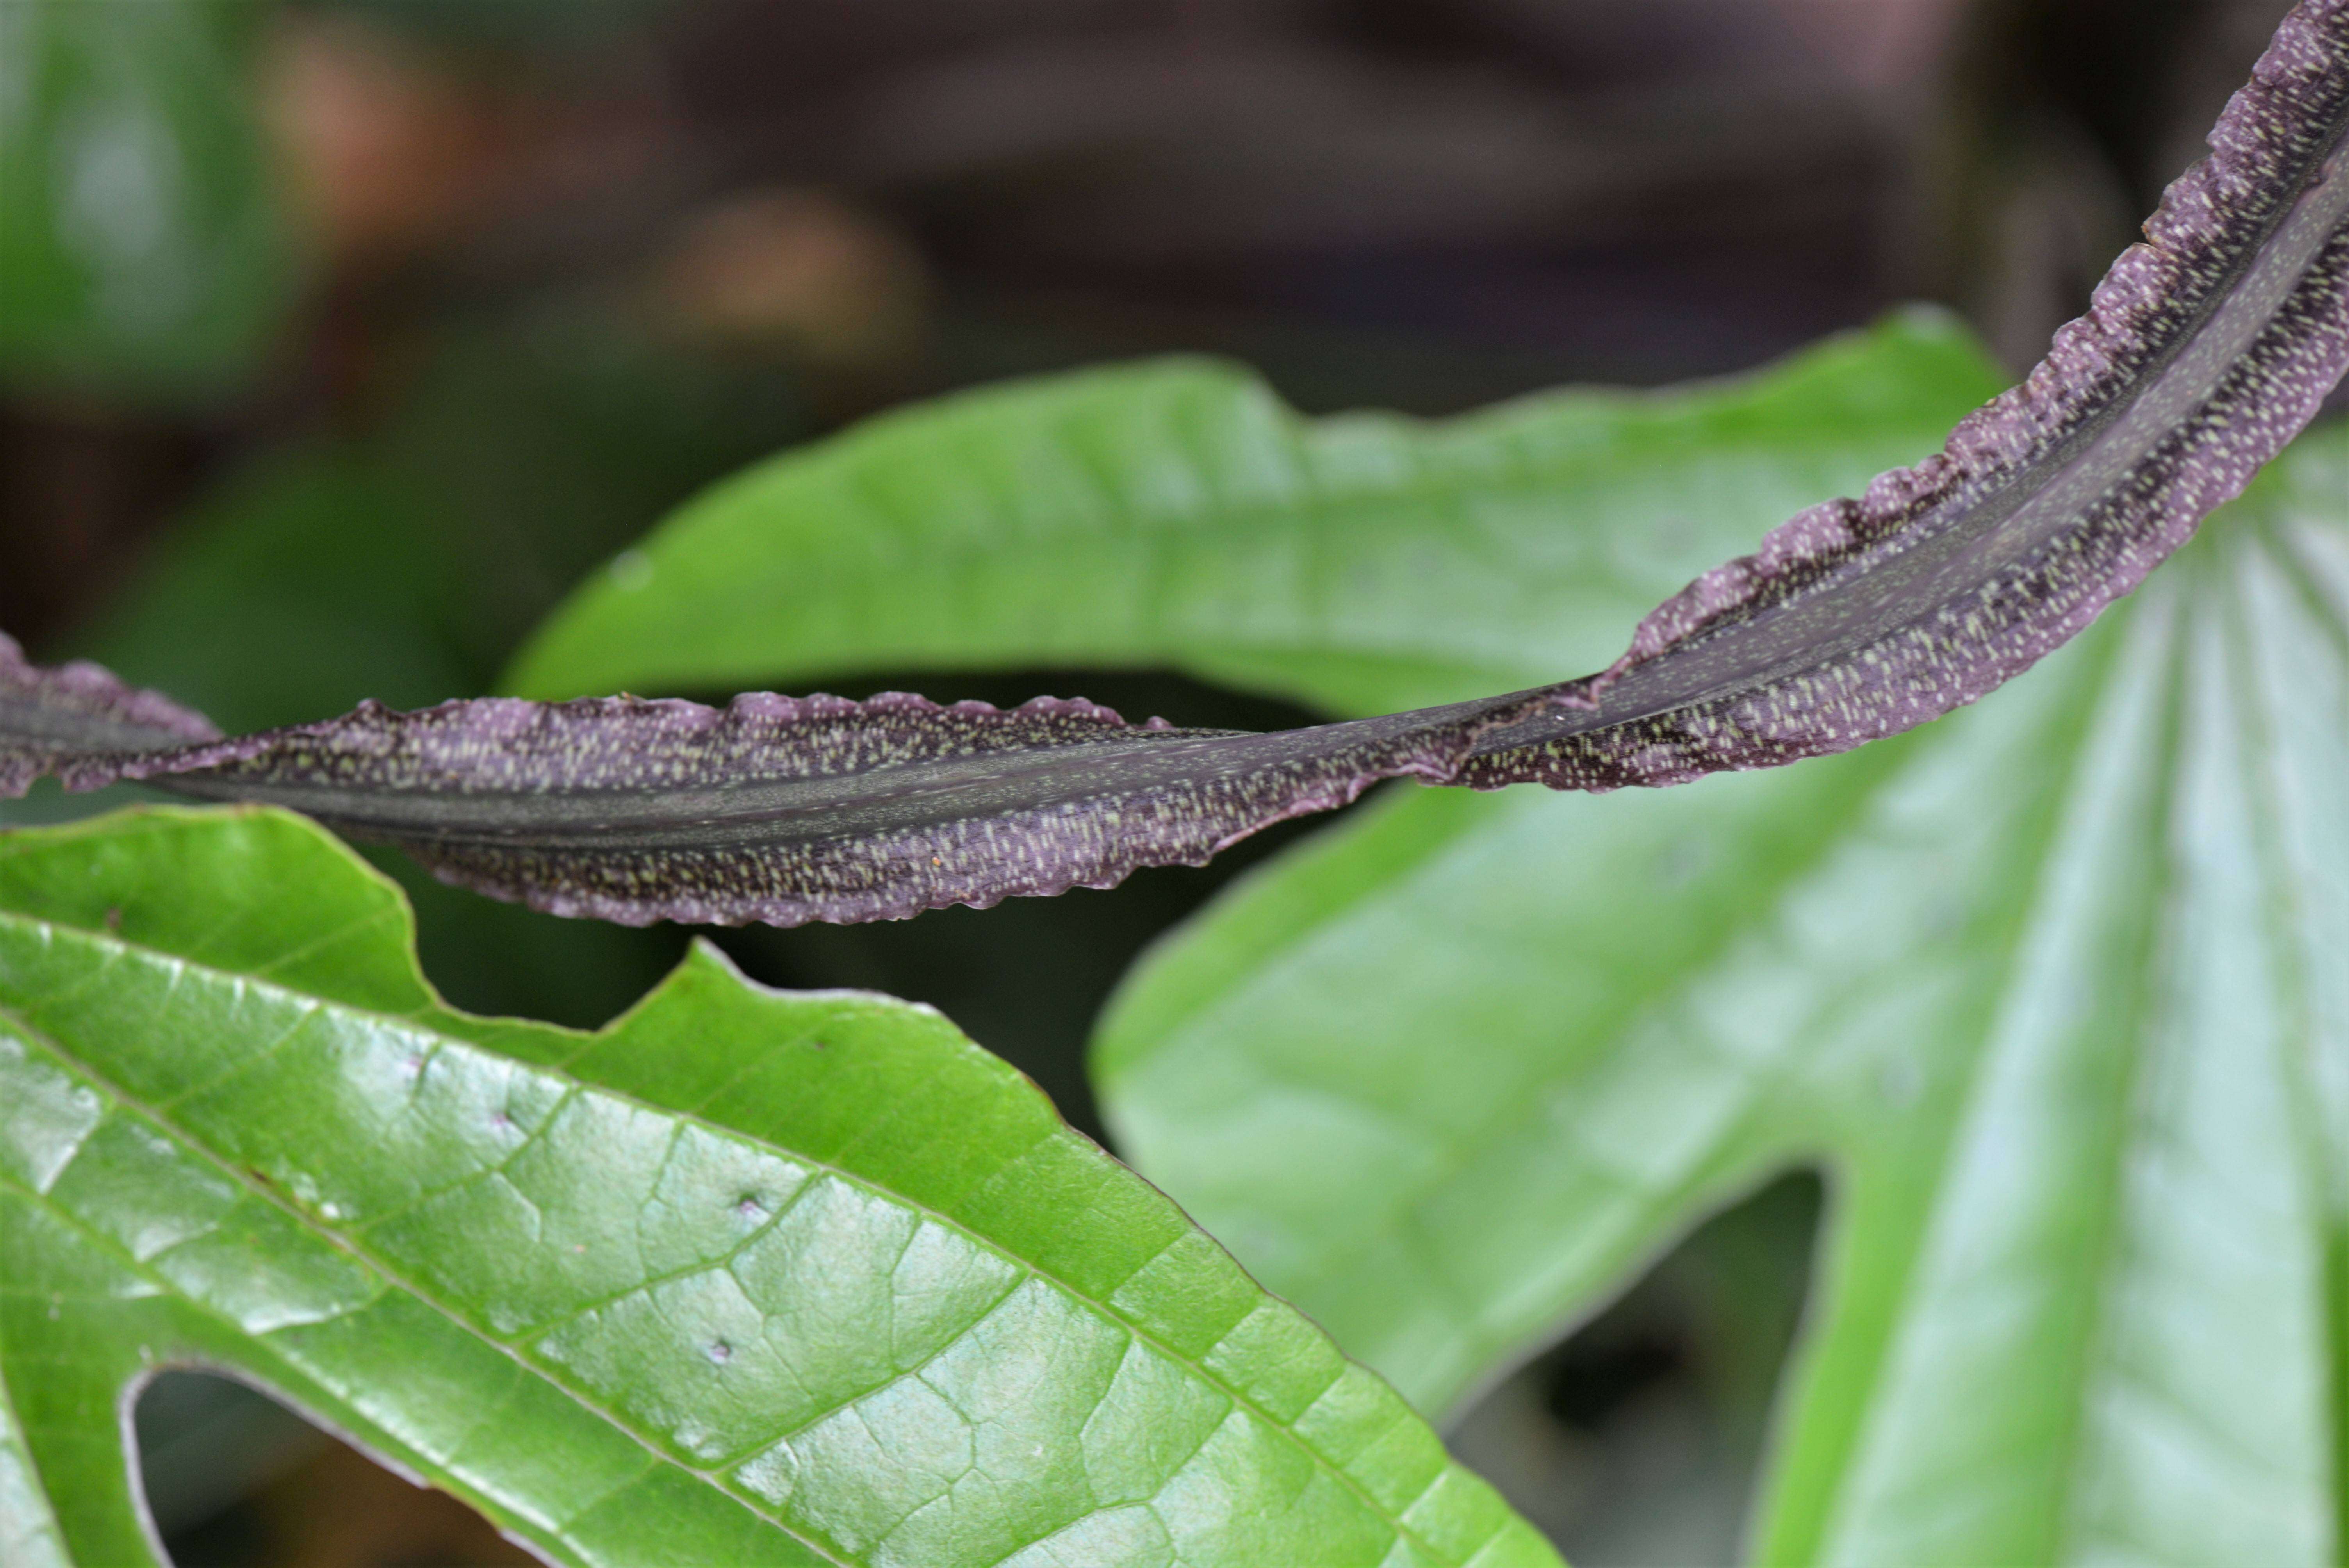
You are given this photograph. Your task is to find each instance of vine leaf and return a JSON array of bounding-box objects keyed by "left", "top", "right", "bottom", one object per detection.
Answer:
[
  {"left": 0, "top": 806, "right": 1556, "bottom": 1568},
  {"left": 1100, "top": 427, "right": 2349, "bottom": 1563},
  {"left": 5, "top": 3, "right": 2347, "bottom": 929}
]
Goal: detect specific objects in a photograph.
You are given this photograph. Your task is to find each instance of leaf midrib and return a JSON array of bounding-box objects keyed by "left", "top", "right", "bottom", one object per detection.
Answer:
[
  {"left": 1798, "top": 582, "right": 2188, "bottom": 1564},
  {"left": 2221, "top": 521, "right": 2349, "bottom": 1563},
  {"left": 2041, "top": 593, "right": 2192, "bottom": 1566}
]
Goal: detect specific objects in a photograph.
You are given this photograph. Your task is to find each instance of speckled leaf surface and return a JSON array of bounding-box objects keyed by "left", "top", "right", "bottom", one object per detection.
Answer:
[
  {"left": 0, "top": 807, "right": 1555, "bottom": 1568},
  {"left": 473, "top": 0, "right": 2349, "bottom": 926},
  {"left": 1099, "top": 427, "right": 2349, "bottom": 1565}
]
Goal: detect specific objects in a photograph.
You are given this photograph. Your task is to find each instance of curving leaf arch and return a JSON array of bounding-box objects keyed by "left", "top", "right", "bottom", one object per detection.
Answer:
[{"left": 4, "top": 0, "right": 2347, "bottom": 929}]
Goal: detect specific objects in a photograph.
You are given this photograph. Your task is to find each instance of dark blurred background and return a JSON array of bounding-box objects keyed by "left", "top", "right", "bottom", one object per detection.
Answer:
[{"left": 0, "top": 0, "right": 2299, "bottom": 1561}]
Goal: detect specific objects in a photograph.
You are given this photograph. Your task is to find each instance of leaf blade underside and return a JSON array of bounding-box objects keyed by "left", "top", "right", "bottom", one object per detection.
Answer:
[
  {"left": 3, "top": 1, "right": 2347, "bottom": 928},
  {"left": 0, "top": 807, "right": 1555, "bottom": 1568},
  {"left": 1098, "top": 425, "right": 2349, "bottom": 1564}
]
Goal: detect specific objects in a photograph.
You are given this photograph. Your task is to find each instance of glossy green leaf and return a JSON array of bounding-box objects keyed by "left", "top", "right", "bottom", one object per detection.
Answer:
[
  {"left": 1100, "top": 430, "right": 2349, "bottom": 1564},
  {"left": 504, "top": 310, "right": 2002, "bottom": 711},
  {"left": 0, "top": 807, "right": 1555, "bottom": 1566},
  {"left": 0, "top": 0, "right": 298, "bottom": 401}
]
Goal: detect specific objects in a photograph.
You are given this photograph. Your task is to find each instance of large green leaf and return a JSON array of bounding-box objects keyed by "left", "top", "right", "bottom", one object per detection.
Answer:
[
  {"left": 1099, "top": 431, "right": 2349, "bottom": 1564},
  {"left": 504, "top": 311, "right": 2000, "bottom": 710},
  {"left": 0, "top": 807, "right": 1554, "bottom": 1566},
  {"left": 0, "top": 0, "right": 298, "bottom": 401}
]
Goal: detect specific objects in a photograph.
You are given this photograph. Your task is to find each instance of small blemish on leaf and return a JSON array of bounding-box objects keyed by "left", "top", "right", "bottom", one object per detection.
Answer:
[
  {"left": 706, "top": 1341, "right": 733, "bottom": 1365},
  {"left": 736, "top": 1194, "right": 766, "bottom": 1218},
  {"left": 103, "top": 906, "right": 122, "bottom": 931},
  {"left": 608, "top": 549, "right": 655, "bottom": 590},
  {"left": 1650, "top": 514, "right": 1699, "bottom": 556},
  {"left": 1655, "top": 836, "right": 1712, "bottom": 889},
  {"left": 1878, "top": 1055, "right": 1923, "bottom": 1108}
]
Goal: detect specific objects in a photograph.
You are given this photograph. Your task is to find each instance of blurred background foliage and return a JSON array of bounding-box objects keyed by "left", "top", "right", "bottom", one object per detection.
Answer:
[{"left": 0, "top": 0, "right": 2308, "bottom": 1562}]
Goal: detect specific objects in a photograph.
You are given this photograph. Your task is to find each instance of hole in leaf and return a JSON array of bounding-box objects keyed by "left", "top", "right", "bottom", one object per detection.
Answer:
[
  {"left": 1544, "top": 1328, "right": 1686, "bottom": 1431},
  {"left": 136, "top": 1370, "right": 538, "bottom": 1568},
  {"left": 1446, "top": 1170, "right": 1824, "bottom": 1565}
]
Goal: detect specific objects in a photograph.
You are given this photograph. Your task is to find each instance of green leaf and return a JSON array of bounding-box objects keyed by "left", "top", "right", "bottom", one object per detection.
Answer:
[
  {"left": 503, "top": 310, "right": 2003, "bottom": 710},
  {"left": 1100, "top": 429, "right": 2349, "bottom": 1564},
  {"left": 0, "top": 806, "right": 1555, "bottom": 1567},
  {"left": 0, "top": 0, "right": 299, "bottom": 402},
  {"left": 1, "top": 1367, "right": 68, "bottom": 1568}
]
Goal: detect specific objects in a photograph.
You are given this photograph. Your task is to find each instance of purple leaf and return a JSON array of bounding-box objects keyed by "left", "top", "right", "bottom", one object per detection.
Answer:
[
  {"left": 5, "top": 0, "right": 2347, "bottom": 927},
  {"left": 6, "top": 681, "right": 1554, "bottom": 926},
  {"left": 0, "top": 632, "right": 218, "bottom": 797}
]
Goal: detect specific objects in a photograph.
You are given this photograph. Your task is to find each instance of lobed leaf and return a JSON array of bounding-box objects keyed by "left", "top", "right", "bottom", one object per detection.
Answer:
[
  {"left": 1101, "top": 425, "right": 2349, "bottom": 1563},
  {"left": 0, "top": 806, "right": 1555, "bottom": 1567}
]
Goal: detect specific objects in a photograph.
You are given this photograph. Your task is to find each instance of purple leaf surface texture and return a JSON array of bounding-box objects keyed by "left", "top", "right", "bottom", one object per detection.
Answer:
[{"left": 5, "top": 0, "right": 2348, "bottom": 927}]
